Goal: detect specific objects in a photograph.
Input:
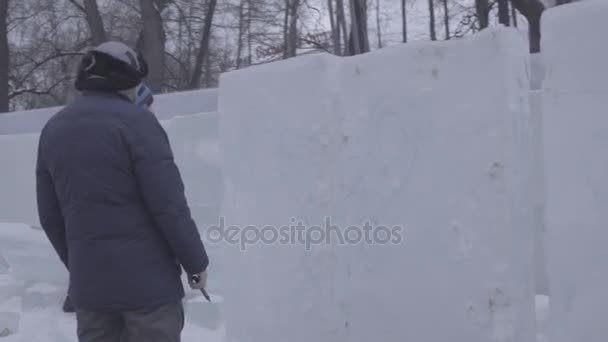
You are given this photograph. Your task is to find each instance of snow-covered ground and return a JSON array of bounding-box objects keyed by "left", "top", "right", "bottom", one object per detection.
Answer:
[
  {"left": 0, "top": 223, "right": 225, "bottom": 341},
  {"left": 0, "top": 223, "right": 549, "bottom": 341}
]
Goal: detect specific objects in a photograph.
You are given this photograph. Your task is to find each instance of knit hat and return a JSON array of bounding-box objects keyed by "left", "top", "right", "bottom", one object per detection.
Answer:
[{"left": 75, "top": 41, "right": 148, "bottom": 92}]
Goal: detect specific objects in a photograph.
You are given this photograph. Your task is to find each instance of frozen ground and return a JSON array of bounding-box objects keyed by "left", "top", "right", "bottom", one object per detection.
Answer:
[
  {"left": 0, "top": 223, "right": 549, "bottom": 341},
  {"left": 0, "top": 223, "right": 225, "bottom": 342}
]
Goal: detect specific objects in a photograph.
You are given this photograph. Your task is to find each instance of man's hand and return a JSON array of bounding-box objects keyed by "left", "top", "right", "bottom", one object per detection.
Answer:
[{"left": 189, "top": 270, "right": 208, "bottom": 290}]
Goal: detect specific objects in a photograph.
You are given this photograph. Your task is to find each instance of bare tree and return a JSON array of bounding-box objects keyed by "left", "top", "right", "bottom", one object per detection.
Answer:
[
  {"left": 287, "top": 0, "right": 300, "bottom": 57},
  {"left": 236, "top": 0, "right": 246, "bottom": 68},
  {"left": 347, "top": 0, "right": 369, "bottom": 55},
  {"left": 139, "top": 0, "right": 167, "bottom": 92},
  {"left": 375, "top": 0, "right": 382, "bottom": 49},
  {"left": 510, "top": 0, "right": 544, "bottom": 53},
  {"left": 188, "top": 0, "right": 218, "bottom": 89},
  {"left": 67, "top": 0, "right": 107, "bottom": 45},
  {"left": 327, "top": 0, "right": 341, "bottom": 55},
  {"left": 498, "top": 0, "right": 510, "bottom": 26},
  {"left": 511, "top": 1, "right": 518, "bottom": 27},
  {"left": 0, "top": 0, "right": 8, "bottom": 113},
  {"left": 442, "top": 0, "right": 450, "bottom": 40},
  {"left": 428, "top": 0, "right": 436, "bottom": 41},
  {"left": 336, "top": 0, "right": 348, "bottom": 53},
  {"left": 401, "top": 0, "right": 407, "bottom": 43},
  {"left": 282, "top": 0, "right": 290, "bottom": 58},
  {"left": 476, "top": 0, "right": 489, "bottom": 29}
]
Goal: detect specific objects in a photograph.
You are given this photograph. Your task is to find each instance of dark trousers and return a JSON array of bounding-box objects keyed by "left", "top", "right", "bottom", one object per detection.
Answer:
[{"left": 76, "top": 301, "right": 184, "bottom": 342}]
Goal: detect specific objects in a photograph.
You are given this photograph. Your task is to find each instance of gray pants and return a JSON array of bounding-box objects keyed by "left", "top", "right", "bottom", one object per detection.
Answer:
[{"left": 76, "top": 301, "right": 184, "bottom": 342}]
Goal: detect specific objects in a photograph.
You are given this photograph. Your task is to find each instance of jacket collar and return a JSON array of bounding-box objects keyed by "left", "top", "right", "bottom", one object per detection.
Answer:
[{"left": 81, "top": 89, "right": 133, "bottom": 103}]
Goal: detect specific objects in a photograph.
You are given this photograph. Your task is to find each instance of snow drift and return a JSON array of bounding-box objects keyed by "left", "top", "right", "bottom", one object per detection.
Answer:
[
  {"left": 542, "top": 1, "right": 608, "bottom": 341},
  {"left": 220, "top": 27, "right": 536, "bottom": 342}
]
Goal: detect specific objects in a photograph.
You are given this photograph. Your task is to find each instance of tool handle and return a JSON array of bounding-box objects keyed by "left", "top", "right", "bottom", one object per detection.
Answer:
[{"left": 190, "top": 274, "right": 211, "bottom": 302}]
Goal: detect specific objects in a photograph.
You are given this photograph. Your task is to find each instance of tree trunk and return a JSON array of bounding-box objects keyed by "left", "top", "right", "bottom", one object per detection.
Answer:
[
  {"left": 442, "top": 0, "right": 450, "bottom": 40},
  {"left": 236, "top": 0, "right": 245, "bottom": 69},
  {"left": 139, "top": 0, "right": 166, "bottom": 92},
  {"left": 0, "top": 0, "right": 8, "bottom": 113},
  {"left": 361, "top": 0, "right": 369, "bottom": 51},
  {"left": 83, "top": 0, "right": 107, "bottom": 45},
  {"left": 282, "top": 0, "right": 290, "bottom": 59},
  {"left": 188, "top": 0, "right": 218, "bottom": 89},
  {"left": 375, "top": 0, "right": 382, "bottom": 49},
  {"left": 336, "top": 0, "right": 348, "bottom": 54},
  {"left": 287, "top": 0, "right": 300, "bottom": 57},
  {"left": 428, "top": 0, "right": 436, "bottom": 41},
  {"left": 401, "top": 0, "right": 407, "bottom": 43},
  {"left": 511, "top": 1, "right": 518, "bottom": 27},
  {"left": 527, "top": 10, "right": 542, "bottom": 53},
  {"left": 204, "top": 53, "right": 212, "bottom": 87},
  {"left": 348, "top": 0, "right": 361, "bottom": 54},
  {"left": 246, "top": 0, "right": 252, "bottom": 64},
  {"left": 510, "top": 0, "right": 544, "bottom": 53},
  {"left": 498, "top": 0, "right": 510, "bottom": 26},
  {"left": 476, "top": 0, "right": 489, "bottom": 30},
  {"left": 328, "top": 0, "right": 341, "bottom": 55},
  {"left": 347, "top": 0, "right": 369, "bottom": 55}
]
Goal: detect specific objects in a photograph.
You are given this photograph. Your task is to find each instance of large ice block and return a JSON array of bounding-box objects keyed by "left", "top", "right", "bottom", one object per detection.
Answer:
[
  {"left": 162, "top": 112, "right": 222, "bottom": 226},
  {"left": 0, "top": 133, "right": 40, "bottom": 227},
  {"left": 219, "top": 27, "right": 536, "bottom": 342},
  {"left": 542, "top": 1, "right": 608, "bottom": 341},
  {"left": 219, "top": 53, "right": 346, "bottom": 342}
]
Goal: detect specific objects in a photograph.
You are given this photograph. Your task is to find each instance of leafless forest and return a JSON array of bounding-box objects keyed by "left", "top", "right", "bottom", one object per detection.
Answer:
[{"left": 0, "top": 0, "right": 577, "bottom": 112}]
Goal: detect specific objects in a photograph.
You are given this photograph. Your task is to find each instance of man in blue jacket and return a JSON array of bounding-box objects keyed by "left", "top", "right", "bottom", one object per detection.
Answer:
[
  {"left": 60, "top": 81, "right": 157, "bottom": 315},
  {"left": 36, "top": 41, "right": 209, "bottom": 342}
]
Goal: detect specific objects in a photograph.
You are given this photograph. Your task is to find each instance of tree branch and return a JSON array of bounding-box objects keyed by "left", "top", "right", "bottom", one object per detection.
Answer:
[
  {"left": 13, "top": 52, "right": 84, "bottom": 91},
  {"left": 9, "top": 76, "right": 67, "bottom": 102},
  {"left": 66, "top": 0, "right": 86, "bottom": 13},
  {"left": 298, "top": 37, "right": 332, "bottom": 54}
]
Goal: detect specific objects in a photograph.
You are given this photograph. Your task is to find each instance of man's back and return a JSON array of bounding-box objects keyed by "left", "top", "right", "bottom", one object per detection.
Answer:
[{"left": 37, "top": 91, "right": 209, "bottom": 311}]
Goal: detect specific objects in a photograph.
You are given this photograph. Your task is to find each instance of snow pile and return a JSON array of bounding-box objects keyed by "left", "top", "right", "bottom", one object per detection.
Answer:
[
  {"left": 0, "top": 88, "right": 218, "bottom": 135},
  {"left": 542, "top": 1, "right": 608, "bottom": 341},
  {"left": 220, "top": 28, "right": 536, "bottom": 342}
]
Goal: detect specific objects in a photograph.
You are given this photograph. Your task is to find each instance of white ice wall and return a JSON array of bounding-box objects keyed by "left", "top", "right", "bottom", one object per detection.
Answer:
[
  {"left": 220, "top": 28, "right": 536, "bottom": 342},
  {"left": 161, "top": 112, "right": 221, "bottom": 226},
  {"left": 0, "top": 88, "right": 218, "bottom": 135},
  {"left": 0, "top": 133, "right": 40, "bottom": 227},
  {"left": 542, "top": 1, "right": 608, "bottom": 341},
  {"left": 0, "top": 112, "right": 221, "bottom": 229}
]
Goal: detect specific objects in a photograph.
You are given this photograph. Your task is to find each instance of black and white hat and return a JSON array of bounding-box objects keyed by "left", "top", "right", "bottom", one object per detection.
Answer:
[{"left": 75, "top": 41, "right": 148, "bottom": 91}]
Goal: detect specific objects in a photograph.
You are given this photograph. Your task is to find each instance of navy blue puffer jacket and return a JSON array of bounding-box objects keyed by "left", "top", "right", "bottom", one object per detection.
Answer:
[{"left": 36, "top": 90, "right": 209, "bottom": 311}]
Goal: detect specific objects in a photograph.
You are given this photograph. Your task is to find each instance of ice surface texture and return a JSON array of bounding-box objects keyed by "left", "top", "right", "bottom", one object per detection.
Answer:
[
  {"left": 219, "top": 27, "right": 536, "bottom": 342},
  {"left": 542, "top": 1, "right": 608, "bottom": 341}
]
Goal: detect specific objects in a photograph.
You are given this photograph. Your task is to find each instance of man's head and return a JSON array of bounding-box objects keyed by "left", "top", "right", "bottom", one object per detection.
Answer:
[{"left": 75, "top": 41, "right": 148, "bottom": 100}]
